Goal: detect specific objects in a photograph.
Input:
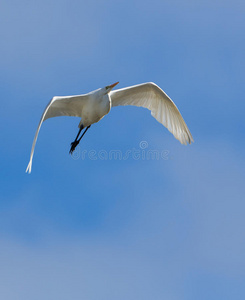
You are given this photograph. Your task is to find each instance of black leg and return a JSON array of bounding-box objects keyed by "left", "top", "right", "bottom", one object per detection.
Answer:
[
  {"left": 78, "top": 125, "right": 91, "bottom": 142},
  {"left": 74, "top": 125, "right": 84, "bottom": 141},
  {"left": 69, "top": 125, "right": 84, "bottom": 154},
  {"left": 69, "top": 125, "right": 91, "bottom": 154}
]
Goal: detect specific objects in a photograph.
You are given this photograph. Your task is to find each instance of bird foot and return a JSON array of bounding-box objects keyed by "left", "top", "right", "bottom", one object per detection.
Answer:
[{"left": 69, "top": 140, "right": 79, "bottom": 154}]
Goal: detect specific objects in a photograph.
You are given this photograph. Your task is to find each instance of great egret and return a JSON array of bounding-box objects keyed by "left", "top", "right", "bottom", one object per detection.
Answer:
[{"left": 26, "top": 82, "right": 193, "bottom": 173}]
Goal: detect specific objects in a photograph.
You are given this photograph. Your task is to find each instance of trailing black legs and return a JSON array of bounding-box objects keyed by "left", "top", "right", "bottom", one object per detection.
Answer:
[{"left": 69, "top": 125, "right": 91, "bottom": 154}]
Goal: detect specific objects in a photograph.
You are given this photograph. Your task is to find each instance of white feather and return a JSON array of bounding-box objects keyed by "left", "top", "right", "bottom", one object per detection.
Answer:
[
  {"left": 110, "top": 82, "right": 193, "bottom": 145},
  {"left": 26, "top": 94, "right": 88, "bottom": 173}
]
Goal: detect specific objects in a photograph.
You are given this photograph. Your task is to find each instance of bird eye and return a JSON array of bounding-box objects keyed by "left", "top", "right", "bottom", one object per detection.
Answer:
[{"left": 105, "top": 86, "right": 109, "bottom": 90}]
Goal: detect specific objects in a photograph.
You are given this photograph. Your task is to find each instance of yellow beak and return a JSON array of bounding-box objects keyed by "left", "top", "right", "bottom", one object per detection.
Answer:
[{"left": 109, "top": 82, "right": 119, "bottom": 89}]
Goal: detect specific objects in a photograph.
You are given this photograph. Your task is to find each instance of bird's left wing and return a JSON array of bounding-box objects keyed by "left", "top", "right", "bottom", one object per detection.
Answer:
[
  {"left": 26, "top": 95, "right": 87, "bottom": 173},
  {"left": 110, "top": 82, "right": 193, "bottom": 145}
]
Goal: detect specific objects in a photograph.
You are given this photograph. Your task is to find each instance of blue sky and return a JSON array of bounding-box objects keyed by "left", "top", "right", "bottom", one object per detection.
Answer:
[{"left": 1, "top": 0, "right": 245, "bottom": 299}]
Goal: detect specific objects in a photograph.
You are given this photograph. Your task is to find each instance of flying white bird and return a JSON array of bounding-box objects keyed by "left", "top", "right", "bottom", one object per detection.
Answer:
[{"left": 26, "top": 82, "right": 193, "bottom": 173}]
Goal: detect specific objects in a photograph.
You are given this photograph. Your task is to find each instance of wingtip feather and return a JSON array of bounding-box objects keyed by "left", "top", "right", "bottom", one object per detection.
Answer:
[{"left": 25, "top": 161, "right": 32, "bottom": 174}]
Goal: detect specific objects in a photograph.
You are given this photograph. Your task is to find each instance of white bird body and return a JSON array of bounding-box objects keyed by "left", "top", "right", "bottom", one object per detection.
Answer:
[
  {"left": 26, "top": 82, "right": 193, "bottom": 173},
  {"left": 82, "top": 92, "right": 111, "bottom": 127},
  {"left": 44, "top": 90, "right": 111, "bottom": 127}
]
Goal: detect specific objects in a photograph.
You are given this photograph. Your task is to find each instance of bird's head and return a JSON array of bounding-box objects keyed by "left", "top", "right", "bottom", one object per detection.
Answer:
[{"left": 103, "top": 82, "right": 119, "bottom": 95}]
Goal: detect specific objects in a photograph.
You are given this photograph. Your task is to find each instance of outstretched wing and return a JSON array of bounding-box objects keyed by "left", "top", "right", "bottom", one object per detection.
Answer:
[
  {"left": 110, "top": 82, "right": 193, "bottom": 145},
  {"left": 26, "top": 95, "right": 87, "bottom": 173}
]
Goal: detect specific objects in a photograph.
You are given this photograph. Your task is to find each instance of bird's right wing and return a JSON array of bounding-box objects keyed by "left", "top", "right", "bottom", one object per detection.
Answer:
[
  {"left": 26, "top": 95, "right": 87, "bottom": 174},
  {"left": 110, "top": 82, "right": 193, "bottom": 145}
]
